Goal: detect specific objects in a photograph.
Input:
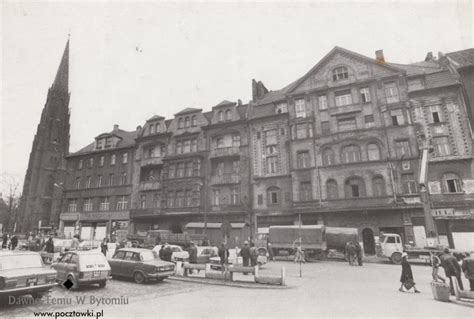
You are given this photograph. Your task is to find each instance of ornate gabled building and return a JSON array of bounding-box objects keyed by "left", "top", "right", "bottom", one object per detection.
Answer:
[{"left": 18, "top": 39, "right": 71, "bottom": 233}]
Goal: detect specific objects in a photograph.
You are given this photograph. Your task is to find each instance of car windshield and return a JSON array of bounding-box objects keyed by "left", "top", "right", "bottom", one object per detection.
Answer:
[
  {"left": 79, "top": 254, "right": 108, "bottom": 266},
  {"left": 0, "top": 255, "right": 43, "bottom": 270},
  {"left": 141, "top": 251, "right": 158, "bottom": 261}
]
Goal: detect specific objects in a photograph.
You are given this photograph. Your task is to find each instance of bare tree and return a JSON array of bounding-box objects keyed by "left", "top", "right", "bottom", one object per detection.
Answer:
[{"left": 0, "top": 173, "right": 21, "bottom": 233}]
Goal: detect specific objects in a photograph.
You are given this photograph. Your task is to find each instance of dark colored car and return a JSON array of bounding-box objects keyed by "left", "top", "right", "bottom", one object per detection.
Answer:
[
  {"left": 0, "top": 251, "right": 57, "bottom": 302},
  {"left": 108, "top": 248, "right": 175, "bottom": 284}
]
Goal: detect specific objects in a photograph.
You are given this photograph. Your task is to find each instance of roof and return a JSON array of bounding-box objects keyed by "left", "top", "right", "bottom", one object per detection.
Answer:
[
  {"left": 71, "top": 129, "right": 138, "bottom": 155},
  {"left": 423, "top": 70, "right": 459, "bottom": 89},
  {"left": 387, "top": 61, "right": 441, "bottom": 76},
  {"left": 174, "top": 107, "right": 202, "bottom": 116},
  {"left": 185, "top": 222, "right": 248, "bottom": 229},
  {"left": 447, "top": 48, "right": 474, "bottom": 68},
  {"left": 215, "top": 100, "right": 236, "bottom": 107},
  {"left": 146, "top": 115, "right": 165, "bottom": 122}
]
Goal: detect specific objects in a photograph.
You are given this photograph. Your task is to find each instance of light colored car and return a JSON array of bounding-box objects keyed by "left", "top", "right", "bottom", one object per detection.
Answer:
[
  {"left": 108, "top": 248, "right": 175, "bottom": 284},
  {"left": 195, "top": 246, "right": 218, "bottom": 264},
  {"left": 51, "top": 250, "right": 111, "bottom": 289},
  {"left": 40, "top": 238, "right": 74, "bottom": 264},
  {"left": 0, "top": 251, "right": 57, "bottom": 301},
  {"left": 210, "top": 247, "right": 268, "bottom": 270},
  {"left": 152, "top": 244, "right": 189, "bottom": 262}
]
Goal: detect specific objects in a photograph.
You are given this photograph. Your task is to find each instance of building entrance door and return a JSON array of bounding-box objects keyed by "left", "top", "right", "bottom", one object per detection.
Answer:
[{"left": 362, "top": 228, "right": 376, "bottom": 255}]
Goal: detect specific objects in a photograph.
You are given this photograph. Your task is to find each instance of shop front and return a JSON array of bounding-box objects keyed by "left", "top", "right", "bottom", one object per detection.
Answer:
[{"left": 79, "top": 211, "right": 130, "bottom": 242}]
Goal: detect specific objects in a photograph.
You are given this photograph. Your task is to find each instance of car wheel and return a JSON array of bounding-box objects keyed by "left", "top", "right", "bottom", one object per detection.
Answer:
[
  {"left": 98, "top": 280, "right": 106, "bottom": 288},
  {"left": 133, "top": 271, "right": 146, "bottom": 284},
  {"left": 391, "top": 252, "right": 402, "bottom": 265},
  {"left": 66, "top": 275, "right": 79, "bottom": 290},
  {"left": 31, "top": 292, "right": 45, "bottom": 299}
]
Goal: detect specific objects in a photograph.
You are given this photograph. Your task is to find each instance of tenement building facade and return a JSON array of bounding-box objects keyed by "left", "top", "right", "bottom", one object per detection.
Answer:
[{"left": 52, "top": 46, "right": 474, "bottom": 251}]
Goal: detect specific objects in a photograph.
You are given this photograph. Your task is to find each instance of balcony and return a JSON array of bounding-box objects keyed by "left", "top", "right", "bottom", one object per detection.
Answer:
[
  {"left": 210, "top": 174, "right": 240, "bottom": 185},
  {"left": 138, "top": 181, "right": 162, "bottom": 191},
  {"left": 328, "top": 103, "right": 362, "bottom": 116},
  {"left": 209, "top": 147, "right": 240, "bottom": 159},
  {"left": 140, "top": 157, "right": 163, "bottom": 167}
]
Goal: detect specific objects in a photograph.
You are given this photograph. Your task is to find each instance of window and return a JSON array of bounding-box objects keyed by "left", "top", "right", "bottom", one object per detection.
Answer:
[
  {"left": 99, "top": 197, "right": 110, "bottom": 211},
  {"left": 372, "top": 176, "right": 385, "bottom": 196},
  {"left": 96, "top": 175, "right": 103, "bottom": 187},
  {"left": 215, "top": 162, "right": 224, "bottom": 176},
  {"left": 408, "top": 78, "right": 424, "bottom": 91},
  {"left": 432, "top": 112, "right": 440, "bottom": 123},
  {"left": 318, "top": 95, "right": 328, "bottom": 110},
  {"left": 176, "top": 141, "right": 182, "bottom": 154},
  {"left": 176, "top": 191, "right": 184, "bottom": 207},
  {"left": 367, "top": 143, "right": 381, "bottom": 161},
  {"left": 177, "top": 163, "right": 185, "bottom": 178},
  {"left": 295, "top": 99, "right": 306, "bottom": 118},
  {"left": 267, "top": 187, "right": 280, "bottom": 205},
  {"left": 265, "top": 129, "right": 277, "bottom": 145},
  {"left": 364, "top": 115, "right": 375, "bottom": 128},
  {"left": 116, "top": 196, "right": 128, "bottom": 210},
  {"left": 191, "top": 115, "right": 197, "bottom": 126},
  {"left": 300, "top": 182, "right": 312, "bottom": 201},
  {"left": 395, "top": 140, "right": 411, "bottom": 158},
  {"left": 111, "top": 155, "right": 116, "bottom": 165},
  {"left": 75, "top": 177, "right": 81, "bottom": 189},
  {"left": 216, "top": 138, "right": 224, "bottom": 149},
  {"left": 297, "top": 151, "right": 310, "bottom": 168},
  {"left": 225, "top": 110, "right": 232, "bottom": 121},
  {"left": 183, "top": 140, "right": 191, "bottom": 153},
  {"left": 78, "top": 160, "right": 83, "bottom": 169},
  {"left": 360, "top": 87, "right": 371, "bottom": 103},
  {"left": 280, "top": 128, "right": 285, "bottom": 136},
  {"left": 443, "top": 173, "right": 462, "bottom": 193},
  {"left": 256, "top": 132, "right": 261, "bottom": 139},
  {"left": 212, "top": 190, "right": 220, "bottom": 205},
  {"left": 140, "top": 195, "right": 146, "bottom": 209},
  {"left": 433, "top": 137, "right": 451, "bottom": 157},
  {"left": 232, "top": 135, "right": 241, "bottom": 147},
  {"left": 338, "top": 118, "right": 357, "bottom": 132},
  {"left": 105, "top": 137, "right": 113, "bottom": 149},
  {"left": 88, "top": 158, "right": 94, "bottom": 168},
  {"left": 156, "top": 123, "right": 161, "bottom": 133},
  {"left": 230, "top": 188, "right": 240, "bottom": 205},
  {"left": 122, "top": 153, "right": 128, "bottom": 164},
  {"left": 267, "top": 156, "right": 278, "bottom": 174},
  {"left": 332, "top": 66, "right": 349, "bottom": 81},
  {"left": 326, "top": 180, "right": 338, "bottom": 199},
  {"left": 185, "top": 117, "right": 190, "bottom": 127},
  {"left": 345, "top": 178, "right": 366, "bottom": 198},
  {"left": 99, "top": 156, "right": 105, "bottom": 167},
  {"left": 120, "top": 172, "right": 127, "bottom": 185},
  {"left": 322, "top": 148, "right": 335, "bottom": 165},
  {"left": 85, "top": 176, "right": 91, "bottom": 188},
  {"left": 296, "top": 123, "right": 313, "bottom": 139},
  {"left": 341, "top": 145, "right": 361, "bottom": 163},
  {"left": 218, "top": 111, "right": 224, "bottom": 122},
  {"left": 191, "top": 139, "right": 197, "bottom": 152},
  {"left": 68, "top": 199, "right": 77, "bottom": 212},
  {"left": 84, "top": 198, "right": 93, "bottom": 212},
  {"left": 178, "top": 118, "right": 184, "bottom": 128},
  {"left": 108, "top": 174, "right": 114, "bottom": 186},
  {"left": 257, "top": 194, "right": 263, "bottom": 205},
  {"left": 321, "top": 121, "right": 330, "bottom": 134},
  {"left": 276, "top": 103, "right": 288, "bottom": 114},
  {"left": 385, "top": 82, "right": 399, "bottom": 103},
  {"left": 266, "top": 145, "right": 277, "bottom": 154},
  {"left": 185, "top": 162, "right": 193, "bottom": 177},
  {"left": 150, "top": 124, "right": 155, "bottom": 135},
  {"left": 184, "top": 190, "right": 192, "bottom": 207},
  {"left": 390, "top": 109, "right": 404, "bottom": 126},
  {"left": 232, "top": 161, "right": 240, "bottom": 174},
  {"left": 168, "top": 164, "right": 175, "bottom": 179},
  {"left": 401, "top": 173, "right": 417, "bottom": 194}
]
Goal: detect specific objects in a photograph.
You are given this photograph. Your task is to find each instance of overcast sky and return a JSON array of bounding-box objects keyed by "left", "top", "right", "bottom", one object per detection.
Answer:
[{"left": 1, "top": 0, "right": 473, "bottom": 195}]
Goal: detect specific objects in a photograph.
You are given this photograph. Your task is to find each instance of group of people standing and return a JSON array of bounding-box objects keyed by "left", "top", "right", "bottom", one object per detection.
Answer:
[{"left": 1, "top": 232, "right": 18, "bottom": 250}]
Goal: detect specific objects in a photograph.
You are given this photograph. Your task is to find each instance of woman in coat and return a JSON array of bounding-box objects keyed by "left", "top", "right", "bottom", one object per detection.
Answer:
[{"left": 399, "top": 252, "right": 420, "bottom": 293}]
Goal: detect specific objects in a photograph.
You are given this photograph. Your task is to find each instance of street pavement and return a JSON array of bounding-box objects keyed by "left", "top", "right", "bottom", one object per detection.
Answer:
[{"left": 2, "top": 260, "right": 473, "bottom": 318}]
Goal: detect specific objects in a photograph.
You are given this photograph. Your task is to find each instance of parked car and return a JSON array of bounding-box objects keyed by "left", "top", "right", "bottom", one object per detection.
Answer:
[
  {"left": 109, "top": 248, "right": 175, "bottom": 284},
  {"left": 51, "top": 250, "right": 110, "bottom": 289},
  {"left": 152, "top": 244, "right": 189, "bottom": 262},
  {"left": 196, "top": 246, "right": 218, "bottom": 264},
  {"left": 78, "top": 240, "right": 102, "bottom": 252},
  {"left": 40, "top": 238, "right": 73, "bottom": 264},
  {"left": 0, "top": 251, "right": 57, "bottom": 301},
  {"left": 209, "top": 247, "right": 268, "bottom": 270}
]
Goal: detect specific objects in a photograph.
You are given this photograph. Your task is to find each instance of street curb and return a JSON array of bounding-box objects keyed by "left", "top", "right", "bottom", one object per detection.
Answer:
[{"left": 168, "top": 276, "right": 292, "bottom": 289}]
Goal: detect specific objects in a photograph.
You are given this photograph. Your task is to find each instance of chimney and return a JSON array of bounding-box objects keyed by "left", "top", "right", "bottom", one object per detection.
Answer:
[
  {"left": 251, "top": 79, "right": 258, "bottom": 102},
  {"left": 375, "top": 50, "right": 385, "bottom": 64},
  {"left": 113, "top": 124, "right": 119, "bottom": 131},
  {"left": 425, "top": 52, "right": 434, "bottom": 62},
  {"left": 237, "top": 99, "right": 242, "bottom": 106},
  {"left": 136, "top": 125, "right": 142, "bottom": 131},
  {"left": 438, "top": 52, "right": 449, "bottom": 69}
]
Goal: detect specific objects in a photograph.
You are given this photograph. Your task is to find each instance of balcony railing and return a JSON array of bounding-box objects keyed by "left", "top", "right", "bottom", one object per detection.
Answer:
[
  {"left": 328, "top": 103, "right": 362, "bottom": 116},
  {"left": 138, "top": 181, "right": 162, "bottom": 191},
  {"left": 209, "top": 146, "right": 240, "bottom": 158},
  {"left": 140, "top": 157, "right": 163, "bottom": 167},
  {"left": 210, "top": 174, "right": 240, "bottom": 185}
]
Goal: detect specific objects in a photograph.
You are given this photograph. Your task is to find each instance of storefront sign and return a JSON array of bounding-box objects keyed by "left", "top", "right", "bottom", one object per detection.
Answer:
[{"left": 432, "top": 208, "right": 472, "bottom": 219}]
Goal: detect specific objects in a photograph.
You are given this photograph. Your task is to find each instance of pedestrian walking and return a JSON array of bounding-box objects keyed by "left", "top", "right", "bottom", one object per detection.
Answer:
[
  {"left": 354, "top": 242, "right": 363, "bottom": 266},
  {"left": 399, "top": 252, "right": 420, "bottom": 293},
  {"left": 158, "top": 244, "right": 165, "bottom": 260},
  {"left": 430, "top": 252, "right": 445, "bottom": 283},
  {"left": 71, "top": 234, "right": 80, "bottom": 250},
  {"left": 267, "top": 242, "right": 274, "bottom": 261},
  {"left": 249, "top": 242, "right": 258, "bottom": 267},
  {"left": 239, "top": 241, "right": 251, "bottom": 274},
  {"left": 163, "top": 244, "right": 173, "bottom": 262},
  {"left": 2, "top": 233, "right": 8, "bottom": 249},
  {"left": 294, "top": 244, "right": 306, "bottom": 264},
  {"left": 440, "top": 248, "right": 464, "bottom": 295},
  {"left": 218, "top": 243, "right": 229, "bottom": 268},
  {"left": 461, "top": 252, "right": 474, "bottom": 291},
  {"left": 10, "top": 234, "right": 18, "bottom": 250},
  {"left": 101, "top": 238, "right": 109, "bottom": 256},
  {"left": 44, "top": 235, "right": 55, "bottom": 254},
  {"left": 187, "top": 242, "right": 198, "bottom": 274}
]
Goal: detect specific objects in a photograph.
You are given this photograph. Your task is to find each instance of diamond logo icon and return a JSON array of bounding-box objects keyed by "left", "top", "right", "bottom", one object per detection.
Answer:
[{"left": 63, "top": 279, "right": 74, "bottom": 290}]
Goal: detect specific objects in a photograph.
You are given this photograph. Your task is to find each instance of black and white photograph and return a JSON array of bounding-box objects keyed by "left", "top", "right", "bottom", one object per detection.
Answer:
[{"left": 1, "top": 0, "right": 473, "bottom": 318}]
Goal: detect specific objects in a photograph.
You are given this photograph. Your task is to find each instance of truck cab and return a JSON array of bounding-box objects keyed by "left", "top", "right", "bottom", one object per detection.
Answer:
[{"left": 380, "top": 233, "right": 404, "bottom": 264}]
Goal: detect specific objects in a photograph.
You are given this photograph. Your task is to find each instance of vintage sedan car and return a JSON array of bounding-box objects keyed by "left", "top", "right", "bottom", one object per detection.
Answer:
[
  {"left": 0, "top": 251, "right": 57, "bottom": 301},
  {"left": 78, "top": 240, "right": 102, "bottom": 252},
  {"left": 108, "top": 248, "right": 175, "bottom": 284},
  {"left": 152, "top": 244, "right": 189, "bottom": 262},
  {"left": 51, "top": 250, "right": 110, "bottom": 289},
  {"left": 196, "top": 246, "right": 218, "bottom": 264}
]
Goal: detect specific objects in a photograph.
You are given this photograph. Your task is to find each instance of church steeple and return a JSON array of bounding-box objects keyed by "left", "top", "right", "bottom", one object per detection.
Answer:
[{"left": 52, "top": 38, "right": 69, "bottom": 92}]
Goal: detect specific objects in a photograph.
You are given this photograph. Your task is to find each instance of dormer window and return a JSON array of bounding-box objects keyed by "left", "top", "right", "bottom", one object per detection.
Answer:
[
  {"left": 96, "top": 139, "right": 104, "bottom": 150},
  {"left": 178, "top": 118, "right": 184, "bottom": 129},
  {"left": 191, "top": 115, "right": 197, "bottom": 126},
  {"left": 150, "top": 124, "right": 155, "bottom": 134},
  {"left": 185, "top": 117, "right": 191, "bottom": 127},
  {"left": 332, "top": 66, "right": 349, "bottom": 81},
  {"left": 276, "top": 103, "right": 288, "bottom": 114},
  {"left": 105, "top": 137, "right": 112, "bottom": 149},
  {"left": 218, "top": 111, "right": 224, "bottom": 122},
  {"left": 225, "top": 110, "right": 232, "bottom": 121}
]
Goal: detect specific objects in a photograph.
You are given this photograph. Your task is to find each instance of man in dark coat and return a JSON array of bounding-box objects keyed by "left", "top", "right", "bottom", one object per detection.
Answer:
[
  {"left": 239, "top": 241, "right": 251, "bottom": 274},
  {"left": 44, "top": 236, "right": 55, "bottom": 254},
  {"left": 2, "top": 233, "right": 8, "bottom": 249},
  {"left": 162, "top": 244, "right": 173, "bottom": 262},
  {"left": 249, "top": 242, "right": 258, "bottom": 267},
  {"left": 10, "top": 235, "right": 18, "bottom": 250},
  {"left": 461, "top": 252, "right": 474, "bottom": 291},
  {"left": 218, "top": 243, "right": 229, "bottom": 267},
  {"left": 158, "top": 244, "right": 165, "bottom": 260},
  {"left": 354, "top": 242, "right": 363, "bottom": 266},
  {"left": 440, "top": 248, "right": 464, "bottom": 295},
  {"left": 399, "top": 252, "right": 420, "bottom": 293},
  {"left": 187, "top": 243, "right": 198, "bottom": 274}
]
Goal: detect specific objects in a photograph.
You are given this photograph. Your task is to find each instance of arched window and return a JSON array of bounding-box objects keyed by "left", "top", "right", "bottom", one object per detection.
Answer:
[
  {"left": 267, "top": 187, "right": 281, "bottom": 205},
  {"left": 326, "top": 179, "right": 338, "bottom": 199},
  {"left": 218, "top": 111, "right": 224, "bottom": 122},
  {"left": 178, "top": 118, "right": 184, "bottom": 129},
  {"left": 322, "top": 148, "right": 335, "bottom": 166},
  {"left": 149, "top": 124, "right": 155, "bottom": 134},
  {"left": 225, "top": 109, "right": 232, "bottom": 121},
  {"left": 191, "top": 115, "right": 197, "bottom": 126},
  {"left": 341, "top": 145, "right": 361, "bottom": 163},
  {"left": 442, "top": 173, "right": 463, "bottom": 193},
  {"left": 367, "top": 143, "right": 381, "bottom": 161},
  {"left": 332, "top": 66, "right": 349, "bottom": 81},
  {"left": 155, "top": 123, "right": 160, "bottom": 133},
  {"left": 344, "top": 177, "right": 366, "bottom": 198},
  {"left": 185, "top": 117, "right": 191, "bottom": 128},
  {"left": 372, "top": 176, "right": 386, "bottom": 196}
]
